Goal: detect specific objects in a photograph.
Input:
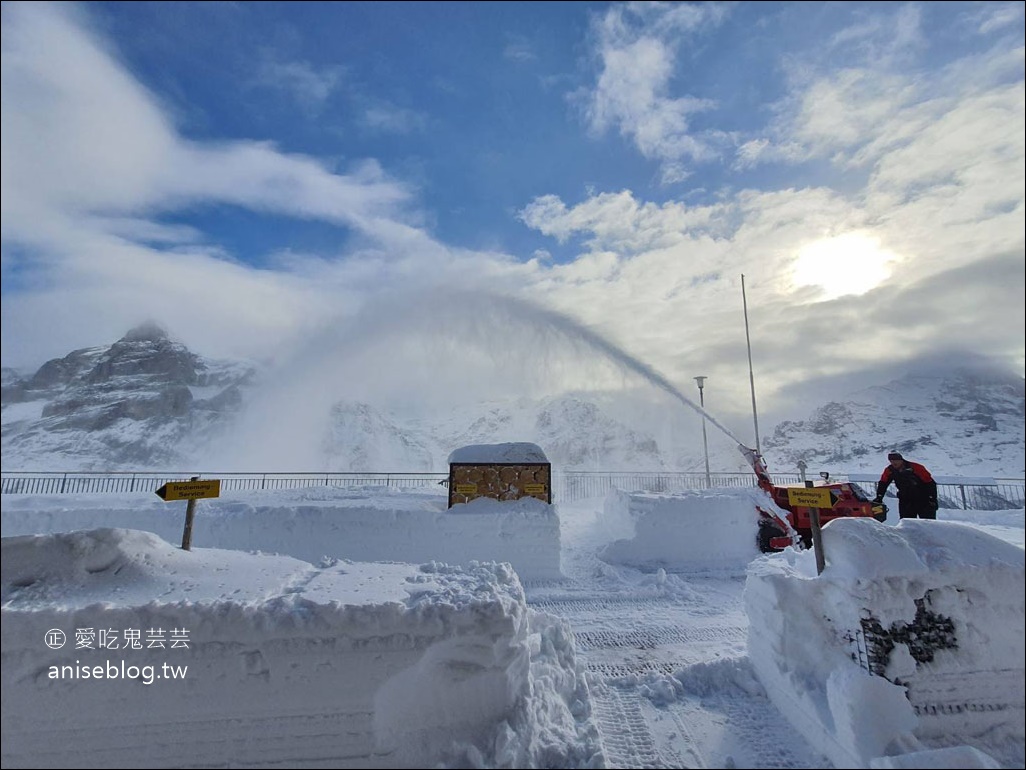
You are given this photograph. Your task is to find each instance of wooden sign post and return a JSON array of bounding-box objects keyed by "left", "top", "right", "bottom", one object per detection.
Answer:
[
  {"left": 155, "top": 477, "right": 221, "bottom": 551},
  {"left": 786, "top": 485, "right": 842, "bottom": 575}
]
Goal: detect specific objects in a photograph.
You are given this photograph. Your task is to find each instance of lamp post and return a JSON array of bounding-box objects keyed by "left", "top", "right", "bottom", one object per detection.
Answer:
[{"left": 694, "top": 376, "right": 711, "bottom": 488}]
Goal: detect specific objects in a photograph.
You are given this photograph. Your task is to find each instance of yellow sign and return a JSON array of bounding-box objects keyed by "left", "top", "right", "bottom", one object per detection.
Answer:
[
  {"left": 455, "top": 483, "right": 478, "bottom": 495},
  {"left": 523, "top": 484, "right": 547, "bottom": 494},
  {"left": 786, "top": 487, "right": 839, "bottom": 509},
  {"left": 156, "top": 480, "right": 221, "bottom": 502}
]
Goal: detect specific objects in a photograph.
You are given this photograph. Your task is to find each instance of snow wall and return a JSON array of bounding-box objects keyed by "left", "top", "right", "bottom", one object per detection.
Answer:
[
  {"left": 0, "top": 485, "right": 561, "bottom": 581},
  {"left": 745, "top": 517, "right": 1025, "bottom": 769},
  {"left": 598, "top": 487, "right": 771, "bottom": 571},
  {"left": 0, "top": 528, "right": 598, "bottom": 768}
]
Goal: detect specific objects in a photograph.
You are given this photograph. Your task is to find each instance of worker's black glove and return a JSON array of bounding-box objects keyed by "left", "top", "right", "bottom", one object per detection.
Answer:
[{"left": 872, "top": 497, "right": 883, "bottom": 505}]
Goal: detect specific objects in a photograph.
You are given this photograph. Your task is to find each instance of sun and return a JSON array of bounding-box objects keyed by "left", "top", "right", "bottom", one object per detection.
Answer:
[{"left": 790, "top": 232, "right": 899, "bottom": 301}]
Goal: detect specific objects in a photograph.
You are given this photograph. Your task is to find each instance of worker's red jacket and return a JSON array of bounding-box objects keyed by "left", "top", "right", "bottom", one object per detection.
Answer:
[{"left": 876, "top": 461, "right": 937, "bottom": 504}]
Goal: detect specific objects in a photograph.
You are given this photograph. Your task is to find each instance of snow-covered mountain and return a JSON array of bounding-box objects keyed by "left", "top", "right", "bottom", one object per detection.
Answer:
[
  {"left": 322, "top": 401, "right": 436, "bottom": 472},
  {"left": 313, "top": 395, "right": 669, "bottom": 473},
  {"left": 2, "top": 322, "right": 255, "bottom": 469},
  {"left": 2, "top": 325, "right": 1023, "bottom": 477},
  {"left": 762, "top": 369, "right": 1025, "bottom": 478},
  {"left": 430, "top": 395, "right": 667, "bottom": 471}
]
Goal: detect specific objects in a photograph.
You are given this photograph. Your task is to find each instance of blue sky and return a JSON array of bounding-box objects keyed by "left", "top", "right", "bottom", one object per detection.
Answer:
[{"left": 1, "top": 1, "right": 1023, "bottom": 426}]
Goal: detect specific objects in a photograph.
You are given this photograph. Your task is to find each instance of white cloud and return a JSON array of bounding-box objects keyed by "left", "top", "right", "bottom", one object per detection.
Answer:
[
  {"left": 79, "top": 217, "right": 204, "bottom": 245},
  {"left": 252, "top": 50, "right": 425, "bottom": 134},
  {"left": 735, "top": 9, "right": 1024, "bottom": 172},
  {"left": 503, "top": 37, "right": 537, "bottom": 63},
  {"left": 974, "top": 2, "right": 1025, "bottom": 36},
  {"left": 516, "top": 161, "right": 1023, "bottom": 418},
  {"left": 0, "top": 2, "right": 437, "bottom": 369},
  {"left": 167, "top": 144, "right": 410, "bottom": 225},
  {"left": 788, "top": 69, "right": 919, "bottom": 164},
  {"left": 513, "top": 186, "right": 857, "bottom": 413},
  {"left": 733, "top": 136, "right": 812, "bottom": 169},
  {"left": 360, "top": 104, "right": 426, "bottom": 134},
  {"left": 252, "top": 57, "right": 346, "bottom": 113},
  {"left": 518, "top": 191, "right": 724, "bottom": 252},
  {"left": 1, "top": 2, "right": 178, "bottom": 219},
  {"left": 581, "top": 3, "right": 730, "bottom": 181},
  {"left": 0, "top": 4, "right": 412, "bottom": 238},
  {"left": 826, "top": 4, "right": 924, "bottom": 68}
]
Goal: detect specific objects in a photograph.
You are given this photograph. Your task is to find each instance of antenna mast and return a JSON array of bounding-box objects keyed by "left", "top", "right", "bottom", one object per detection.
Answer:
[{"left": 741, "top": 274, "right": 761, "bottom": 453}]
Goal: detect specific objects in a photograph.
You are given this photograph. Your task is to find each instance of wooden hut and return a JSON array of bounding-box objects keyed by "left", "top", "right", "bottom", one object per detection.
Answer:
[{"left": 447, "top": 442, "right": 551, "bottom": 508}]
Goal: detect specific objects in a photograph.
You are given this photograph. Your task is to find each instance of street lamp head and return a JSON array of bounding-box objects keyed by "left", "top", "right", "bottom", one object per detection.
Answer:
[{"left": 694, "top": 376, "right": 708, "bottom": 389}]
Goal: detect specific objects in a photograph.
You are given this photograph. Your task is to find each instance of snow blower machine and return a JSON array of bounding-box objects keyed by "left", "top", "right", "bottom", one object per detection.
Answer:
[{"left": 739, "top": 445, "right": 889, "bottom": 553}]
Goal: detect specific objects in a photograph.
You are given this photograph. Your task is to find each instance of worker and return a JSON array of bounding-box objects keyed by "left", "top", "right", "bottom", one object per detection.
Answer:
[{"left": 873, "top": 451, "right": 938, "bottom": 519}]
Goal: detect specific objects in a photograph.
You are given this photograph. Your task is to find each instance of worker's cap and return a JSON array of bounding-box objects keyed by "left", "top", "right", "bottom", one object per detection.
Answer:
[{"left": 887, "top": 451, "right": 903, "bottom": 460}]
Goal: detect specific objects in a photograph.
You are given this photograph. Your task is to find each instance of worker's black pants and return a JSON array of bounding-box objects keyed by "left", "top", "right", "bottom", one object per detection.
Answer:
[{"left": 898, "top": 500, "right": 937, "bottom": 520}]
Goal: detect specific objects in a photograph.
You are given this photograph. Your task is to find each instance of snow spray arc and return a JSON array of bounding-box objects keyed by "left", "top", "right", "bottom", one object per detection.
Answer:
[
  {"left": 341, "top": 288, "right": 745, "bottom": 442},
  {"left": 466, "top": 291, "right": 747, "bottom": 446},
  {"left": 211, "top": 288, "right": 747, "bottom": 470}
]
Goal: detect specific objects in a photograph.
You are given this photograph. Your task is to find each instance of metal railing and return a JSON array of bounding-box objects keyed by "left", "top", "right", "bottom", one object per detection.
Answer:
[
  {"left": 558, "top": 472, "right": 1024, "bottom": 509},
  {"left": 0, "top": 472, "right": 447, "bottom": 496},
  {"left": 557, "top": 471, "right": 801, "bottom": 501},
  {"left": 1, "top": 470, "right": 1023, "bottom": 510}
]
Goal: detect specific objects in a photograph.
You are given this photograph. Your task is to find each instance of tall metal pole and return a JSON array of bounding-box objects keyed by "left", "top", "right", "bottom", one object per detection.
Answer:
[
  {"left": 694, "top": 376, "right": 711, "bottom": 488},
  {"left": 741, "top": 274, "right": 761, "bottom": 453}
]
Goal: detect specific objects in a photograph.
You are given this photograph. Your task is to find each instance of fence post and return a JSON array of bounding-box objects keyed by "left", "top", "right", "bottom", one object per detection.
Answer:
[
  {"left": 60, "top": 473, "right": 67, "bottom": 494},
  {"left": 959, "top": 485, "right": 967, "bottom": 510}
]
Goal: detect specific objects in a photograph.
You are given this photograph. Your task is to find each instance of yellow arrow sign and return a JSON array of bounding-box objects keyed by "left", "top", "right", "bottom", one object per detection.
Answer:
[
  {"left": 786, "top": 486, "right": 840, "bottom": 509},
  {"left": 155, "top": 479, "right": 221, "bottom": 502}
]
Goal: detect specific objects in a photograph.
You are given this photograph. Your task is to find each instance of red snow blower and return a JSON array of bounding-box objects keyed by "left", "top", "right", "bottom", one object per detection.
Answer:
[{"left": 739, "top": 445, "right": 888, "bottom": 553}]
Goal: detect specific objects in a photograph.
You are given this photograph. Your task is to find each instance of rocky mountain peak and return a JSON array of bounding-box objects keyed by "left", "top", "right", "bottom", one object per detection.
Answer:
[
  {"left": 91, "top": 323, "right": 200, "bottom": 386},
  {"left": 2, "top": 324, "right": 255, "bottom": 469},
  {"left": 120, "top": 320, "right": 171, "bottom": 344}
]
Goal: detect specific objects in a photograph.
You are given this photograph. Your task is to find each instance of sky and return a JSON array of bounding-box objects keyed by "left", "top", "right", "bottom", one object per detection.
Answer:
[
  {"left": 1, "top": 1, "right": 1024, "bottom": 425},
  {"left": 2, "top": 483, "right": 1023, "bottom": 768}
]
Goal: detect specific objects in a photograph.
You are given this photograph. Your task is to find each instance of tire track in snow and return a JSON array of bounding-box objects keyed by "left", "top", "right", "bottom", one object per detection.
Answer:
[
  {"left": 574, "top": 625, "right": 747, "bottom": 652},
  {"left": 530, "top": 587, "right": 730, "bottom": 768},
  {"left": 528, "top": 582, "right": 826, "bottom": 769},
  {"left": 589, "top": 685, "right": 667, "bottom": 769},
  {"left": 529, "top": 596, "right": 681, "bottom": 614},
  {"left": 716, "top": 696, "right": 823, "bottom": 769}
]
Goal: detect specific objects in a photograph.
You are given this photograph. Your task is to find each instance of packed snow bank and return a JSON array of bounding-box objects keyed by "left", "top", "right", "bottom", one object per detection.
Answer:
[
  {"left": 745, "top": 517, "right": 1025, "bottom": 769},
  {"left": 1, "top": 528, "right": 599, "bottom": 769},
  {"left": 940, "top": 507, "right": 1025, "bottom": 549},
  {"left": 0, "top": 484, "right": 561, "bottom": 580},
  {"left": 597, "top": 487, "right": 776, "bottom": 571}
]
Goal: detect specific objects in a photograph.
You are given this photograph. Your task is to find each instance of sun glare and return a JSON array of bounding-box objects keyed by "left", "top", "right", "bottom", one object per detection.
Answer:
[{"left": 790, "top": 233, "right": 899, "bottom": 301}]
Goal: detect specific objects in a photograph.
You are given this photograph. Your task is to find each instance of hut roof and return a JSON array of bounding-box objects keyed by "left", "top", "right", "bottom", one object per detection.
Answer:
[{"left": 447, "top": 442, "right": 549, "bottom": 465}]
